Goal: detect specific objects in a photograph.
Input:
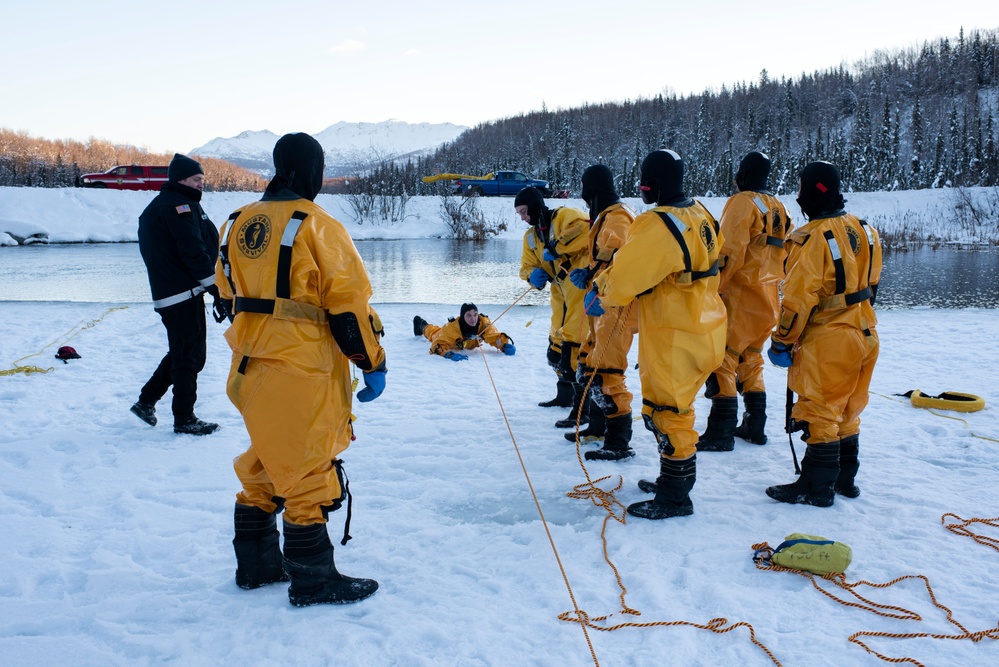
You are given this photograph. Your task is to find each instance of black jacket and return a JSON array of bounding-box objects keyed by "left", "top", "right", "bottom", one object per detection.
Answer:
[{"left": 138, "top": 182, "right": 219, "bottom": 311}]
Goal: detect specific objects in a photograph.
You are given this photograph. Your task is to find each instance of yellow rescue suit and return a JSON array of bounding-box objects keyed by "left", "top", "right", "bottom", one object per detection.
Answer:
[
  {"left": 595, "top": 201, "right": 726, "bottom": 459},
  {"left": 216, "top": 198, "right": 386, "bottom": 525},
  {"left": 422, "top": 314, "right": 512, "bottom": 356},
  {"left": 775, "top": 212, "right": 882, "bottom": 444},
  {"left": 577, "top": 202, "right": 639, "bottom": 418},
  {"left": 519, "top": 207, "right": 590, "bottom": 368},
  {"left": 716, "top": 191, "right": 793, "bottom": 396}
]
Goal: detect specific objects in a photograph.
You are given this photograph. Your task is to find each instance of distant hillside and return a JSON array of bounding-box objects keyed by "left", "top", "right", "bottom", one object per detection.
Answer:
[{"left": 190, "top": 120, "right": 468, "bottom": 177}]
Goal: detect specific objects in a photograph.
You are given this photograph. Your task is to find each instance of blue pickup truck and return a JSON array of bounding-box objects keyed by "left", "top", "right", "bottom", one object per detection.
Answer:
[{"left": 422, "top": 171, "right": 556, "bottom": 197}]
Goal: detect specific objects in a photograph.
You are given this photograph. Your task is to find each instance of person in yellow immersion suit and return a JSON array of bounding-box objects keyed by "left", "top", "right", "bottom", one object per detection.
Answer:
[
  {"left": 413, "top": 302, "right": 516, "bottom": 360},
  {"left": 515, "top": 186, "right": 591, "bottom": 427},
  {"left": 697, "top": 151, "right": 793, "bottom": 452},
  {"left": 565, "top": 164, "right": 639, "bottom": 461},
  {"left": 765, "top": 161, "right": 882, "bottom": 508},
  {"left": 589, "top": 150, "right": 726, "bottom": 519},
  {"left": 216, "top": 132, "right": 387, "bottom": 606}
]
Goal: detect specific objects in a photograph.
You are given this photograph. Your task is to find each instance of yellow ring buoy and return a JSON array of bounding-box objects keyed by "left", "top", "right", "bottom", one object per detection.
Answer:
[{"left": 909, "top": 390, "right": 985, "bottom": 413}]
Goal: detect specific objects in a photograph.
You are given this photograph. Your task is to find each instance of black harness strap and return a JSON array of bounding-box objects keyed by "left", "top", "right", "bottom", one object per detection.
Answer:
[
  {"left": 823, "top": 230, "right": 846, "bottom": 295},
  {"left": 642, "top": 397, "right": 680, "bottom": 414},
  {"left": 654, "top": 210, "right": 719, "bottom": 283}
]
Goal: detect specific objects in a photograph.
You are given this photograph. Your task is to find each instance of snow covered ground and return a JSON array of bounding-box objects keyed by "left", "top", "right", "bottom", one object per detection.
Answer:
[
  {"left": 1, "top": 185, "right": 998, "bottom": 666},
  {"left": 2, "top": 185, "right": 998, "bottom": 246}
]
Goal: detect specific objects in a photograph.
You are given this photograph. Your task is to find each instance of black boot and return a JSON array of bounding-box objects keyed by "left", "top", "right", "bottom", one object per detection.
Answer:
[
  {"left": 233, "top": 504, "right": 289, "bottom": 590},
  {"left": 174, "top": 415, "right": 220, "bottom": 435},
  {"left": 283, "top": 521, "right": 378, "bottom": 606},
  {"left": 695, "top": 397, "right": 738, "bottom": 452},
  {"left": 836, "top": 435, "right": 860, "bottom": 498},
  {"left": 555, "top": 384, "right": 590, "bottom": 428},
  {"left": 130, "top": 401, "right": 157, "bottom": 426},
  {"left": 734, "top": 391, "right": 768, "bottom": 445},
  {"left": 413, "top": 315, "right": 428, "bottom": 337},
  {"left": 585, "top": 414, "right": 635, "bottom": 461},
  {"left": 564, "top": 402, "right": 606, "bottom": 442},
  {"left": 765, "top": 443, "right": 839, "bottom": 507},
  {"left": 628, "top": 456, "right": 696, "bottom": 519},
  {"left": 539, "top": 379, "right": 574, "bottom": 408}
]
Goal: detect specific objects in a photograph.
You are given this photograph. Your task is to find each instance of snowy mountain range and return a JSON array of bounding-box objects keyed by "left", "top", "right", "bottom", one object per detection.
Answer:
[{"left": 190, "top": 120, "right": 467, "bottom": 177}]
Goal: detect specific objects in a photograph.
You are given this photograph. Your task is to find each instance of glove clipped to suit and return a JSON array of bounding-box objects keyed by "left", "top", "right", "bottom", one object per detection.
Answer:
[
  {"left": 444, "top": 351, "right": 468, "bottom": 362},
  {"left": 205, "top": 284, "right": 230, "bottom": 323},
  {"left": 583, "top": 288, "right": 605, "bottom": 316},
  {"left": 502, "top": 343, "right": 516, "bottom": 356},
  {"left": 543, "top": 248, "right": 559, "bottom": 262},
  {"left": 528, "top": 268, "right": 550, "bottom": 290},
  {"left": 356, "top": 369, "right": 386, "bottom": 402},
  {"left": 569, "top": 267, "right": 592, "bottom": 290},
  {"left": 767, "top": 340, "right": 794, "bottom": 368}
]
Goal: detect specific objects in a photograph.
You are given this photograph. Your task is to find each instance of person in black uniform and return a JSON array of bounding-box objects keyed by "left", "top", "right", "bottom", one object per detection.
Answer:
[{"left": 130, "top": 153, "right": 223, "bottom": 435}]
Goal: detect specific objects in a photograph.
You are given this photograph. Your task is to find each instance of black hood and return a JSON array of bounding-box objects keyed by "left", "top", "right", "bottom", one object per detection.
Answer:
[
  {"left": 797, "top": 161, "right": 845, "bottom": 220},
  {"left": 580, "top": 164, "right": 620, "bottom": 220},
  {"left": 640, "top": 149, "right": 685, "bottom": 206},
  {"left": 735, "top": 151, "right": 771, "bottom": 192},
  {"left": 514, "top": 187, "right": 549, "bottom": 227},
  {"left": 265, "top": 133, "right": 325, "bottom": 201}
]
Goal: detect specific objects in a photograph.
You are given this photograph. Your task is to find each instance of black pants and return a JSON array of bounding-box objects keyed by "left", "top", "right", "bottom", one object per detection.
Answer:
[{"left": 139, "top": 297, "right": 207, "bottom": 423}]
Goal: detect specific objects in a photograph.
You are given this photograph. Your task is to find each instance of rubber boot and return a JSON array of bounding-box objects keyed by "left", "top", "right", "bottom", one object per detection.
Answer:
[
  {"left": 413, "top": 315, "right": 428, "bottom": 337},
  {"left": 765, "top": 443, "right": 839, "bottom": 507},
  {"left": 585, "top": 414, "right": 635, "bottom": 460},
  {"left": 539, "top": 378, "right": 574, "bottom": 408},
  {"left": 283, "top": 521, "right": 378, "bottom": 606},
  {"left": 836, "top": 434, "right": 860, "bottom": 498},
  {"left": 233, "top": 504, "right": 289, "bottom": 590},
  {"left": 627, "top": 456, "right": 696, "bottom": 519},
  {"left": 734, "top": 391, "right": 768, "bottom": 445},
  {"left": 555, "top": 383, "right": 590, "bottom": 428},
  {"left": 564, "top": 401, "right": 606, "bottom": 442},
  {"left": 173, "top": 415, "right": 220, "bottom": 435},
  {"left": 695, "top": 397, "right": 738, "bottom": 452}
]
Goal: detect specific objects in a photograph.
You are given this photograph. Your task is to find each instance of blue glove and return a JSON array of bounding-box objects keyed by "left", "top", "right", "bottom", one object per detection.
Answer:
[
  {"left": 543, "top": 248, "right": 558, "bottom": 262},
  {"left": 767, "top": 340, "right": 793, "bottom": 368},
  {"left": 356, "top": 369, "right": 386, "bottom": 402},
  {"left": 569, "top": 267, "right": 591, "bottom": 290},
  {"left": 583, "top": 288, "right": 605, "bottom": 316},
  {"left": 444, "top": 351, "right": 468, "bottom": 362},
  {"left": 528, "top": 267, "right": 550, "bottom": 289},
  {"left": 502, "top": 343, "right": 516, "bottom": 356}
]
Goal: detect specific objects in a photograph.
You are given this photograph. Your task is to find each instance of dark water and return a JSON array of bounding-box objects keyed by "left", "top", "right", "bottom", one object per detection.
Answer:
[{"left": 0, "top": 240, "right": 997, "bottom": 309}]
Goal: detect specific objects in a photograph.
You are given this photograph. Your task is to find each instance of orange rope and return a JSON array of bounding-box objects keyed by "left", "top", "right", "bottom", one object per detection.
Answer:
[{"left": 941, "top": 514, "right": 999, "bottom": 552}]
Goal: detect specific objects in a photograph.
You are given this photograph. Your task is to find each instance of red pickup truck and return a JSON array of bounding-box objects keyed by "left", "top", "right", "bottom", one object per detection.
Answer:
[{"left": 81, "top": 165, "right": 169, "bottom": 191}]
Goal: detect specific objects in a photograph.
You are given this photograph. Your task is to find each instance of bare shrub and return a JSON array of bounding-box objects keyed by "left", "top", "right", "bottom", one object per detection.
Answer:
[{"left": 439, "top": 194, "right": 507, "bottom": 240}]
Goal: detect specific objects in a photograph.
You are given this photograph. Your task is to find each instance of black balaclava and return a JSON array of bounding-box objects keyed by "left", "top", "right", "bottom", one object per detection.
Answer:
[
  {"left": 459, "top": 302, "right": 479, "bottom": 338},
  {"left": 797, "top": 161, "right": 845, "bottom": 220},
  {"left": 735, "top": 151, "right": 771, "bottom": 192},
  {"left": 580, "top": 164, "right": 620, "bottom": 221},
  {"left": 167, "top": 153, "right": 203, "bottom": 183},
  {"left": 514, "top": 186, "right": 549, "bottom": 228},
  {"left": 266, "top": 133, "right": 325, "bottom": 201},
  {"left": 639, "top": 149, "right": 685, "bottom": 206}
]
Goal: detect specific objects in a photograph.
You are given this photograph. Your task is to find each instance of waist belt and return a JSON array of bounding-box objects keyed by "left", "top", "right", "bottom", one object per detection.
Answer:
[
  {"left": 816, "top": 285, "right": 873, "bottom": 311},
  {"left": 234, "top": 297, "right": 275, "bottom": 314}
]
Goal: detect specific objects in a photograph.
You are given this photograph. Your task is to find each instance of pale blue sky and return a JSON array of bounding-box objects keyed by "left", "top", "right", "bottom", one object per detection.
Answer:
[{"left": 3, "top": 0, "right": 997, "bottom": 153}]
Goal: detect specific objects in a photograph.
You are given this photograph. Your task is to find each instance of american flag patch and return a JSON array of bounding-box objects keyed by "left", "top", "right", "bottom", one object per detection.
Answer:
[{"left": 175, "top": 204, "right": 192, "bottom": 214}]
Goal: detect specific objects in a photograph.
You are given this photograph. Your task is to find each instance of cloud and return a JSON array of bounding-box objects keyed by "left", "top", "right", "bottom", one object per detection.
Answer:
[
  {"left": 328, "top": 39, "right": 366, "bottom": 54},
  {"left": 403, "top": 49, "right": 422, "bottom": 58}
]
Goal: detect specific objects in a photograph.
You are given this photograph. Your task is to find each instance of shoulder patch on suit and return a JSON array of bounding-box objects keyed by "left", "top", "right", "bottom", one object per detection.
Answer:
[{"left": 175, "top": 204, "right": 192, "bottom": 214}]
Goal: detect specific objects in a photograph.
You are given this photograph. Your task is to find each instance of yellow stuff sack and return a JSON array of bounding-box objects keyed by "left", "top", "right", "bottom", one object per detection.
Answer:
[{"left": 770, "top": 533, "right": 852, "bottom": 574}]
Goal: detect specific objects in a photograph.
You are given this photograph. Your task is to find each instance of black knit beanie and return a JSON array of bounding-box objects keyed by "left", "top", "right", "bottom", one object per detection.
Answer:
[
  {"left": 514, "top": 186, "right": 548, "bottom": 226},
  {"left": 640, "top": 150, "right": 685, "bottom": 205},
  {"left": 735, "top": 151, "right": 771, "bottom": 192},
  {"left": 167, "top": 153, "right": 203, "bottom": 183},
  {"left": 797, "top": 161, "right": 845, "bottom": 219}
]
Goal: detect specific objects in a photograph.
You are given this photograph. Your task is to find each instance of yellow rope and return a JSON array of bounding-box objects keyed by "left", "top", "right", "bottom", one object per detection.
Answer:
[
  {"left": 872, "top": 391, "right": 998, "bottom": 443},
  {"left": 1, "top": 306, "right": 129, "bottom": 378}
]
